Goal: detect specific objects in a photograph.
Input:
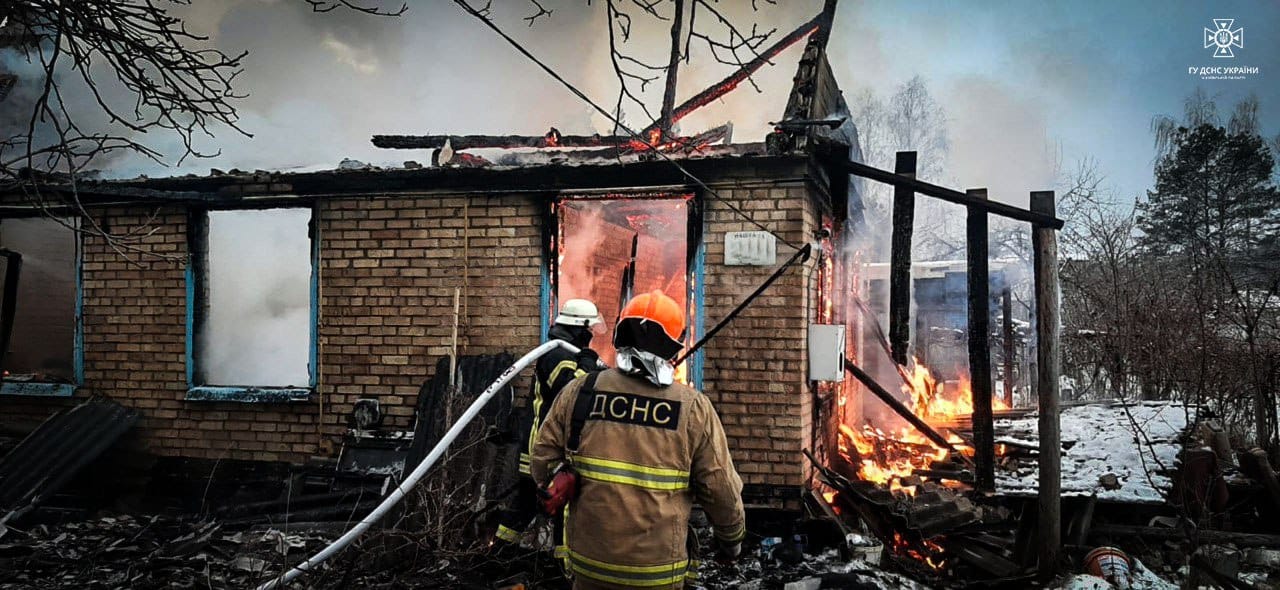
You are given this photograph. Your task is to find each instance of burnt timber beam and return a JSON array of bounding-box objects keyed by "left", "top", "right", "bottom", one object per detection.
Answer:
[
  {"left": 0, "top": 250, "right": 20, "bottom": 386},
  {"left": 844, "top": 359, "right": 971, "bottom": 464},
  {"left": 675, "top": 243, "right": 812, "bottom": 366},
  {"left": 842, "top": 160, "right": 1065, "bottom": 229},
  {"left": 1032, "top": 190, "right": 1062, "bottom": 581},
  {"left": 967, "top": 188, "right": 995, "bottom": 492},
  {"left": 888, "top": 151, "right": 916, "bottom": 367},
  {"left": 371, "top": 132, "right": 633, "bottom": 150},
  {"left": 1091, "top": 524, "right": 1280, "bottom": 548},
  {"left": 658, "top": 12, "right": 823, "bottom": 130}
]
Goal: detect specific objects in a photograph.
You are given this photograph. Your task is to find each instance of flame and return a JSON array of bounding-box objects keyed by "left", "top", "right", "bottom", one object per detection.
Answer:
[
  {"left": 837, "top": 358, "right": 1010, "bottom": 493},
  {"left": 554, "top": 195, "right": 696, "bottom": 385},
  {"left": 891, "top": 533, "right": 947, "bottom": 571}
]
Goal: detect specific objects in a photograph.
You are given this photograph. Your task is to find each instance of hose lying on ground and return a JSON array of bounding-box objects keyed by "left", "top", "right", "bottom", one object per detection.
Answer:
[{"left": 257, "top": 339, "right": 580, "bottom": 590}]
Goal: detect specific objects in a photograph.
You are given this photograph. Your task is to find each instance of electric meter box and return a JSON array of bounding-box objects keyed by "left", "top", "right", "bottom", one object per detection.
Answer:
[{"left": 808, "top": 324, "right": 846, "bottom": 382}]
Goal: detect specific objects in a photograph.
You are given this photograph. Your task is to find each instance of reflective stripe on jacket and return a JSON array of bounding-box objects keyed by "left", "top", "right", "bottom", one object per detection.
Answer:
[
  {"left": 518, "top": 351, "right": 586, "bottom": 475},
  {"left": 531, "top": 369, "right": 745, "bottom": 589}
]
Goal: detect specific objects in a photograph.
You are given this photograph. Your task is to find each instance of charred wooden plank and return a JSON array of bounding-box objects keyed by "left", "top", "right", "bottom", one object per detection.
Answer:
[
  {"left": 952, "top": 543, "right": 1024, "bottom": 578},
  {"left": 845, "top": 359, "right": 970, "bottom": 462},
  {"left": 967, "top": 187, "right": 995, "bottom": 492},
  {"left": 913, "top": 468, "right": 975, "bottom": 484},
  {"left": 1091, "top": 524, "right": 1280, "bottom": 548},
  {"left": 661, "top": 13, "right": 822, "bottom": 129},
  {"left": 1031, "top": 190, "right": 1062, "bottom": 581},
  {"left": 889, "top": 151, "right": 916, "bottom": 367},
  {"left": 842, "top": 161, "right": 1065, "bottom": 228},
  {"left": 372, "top": 130, "right": 633, "bottom": 150}
]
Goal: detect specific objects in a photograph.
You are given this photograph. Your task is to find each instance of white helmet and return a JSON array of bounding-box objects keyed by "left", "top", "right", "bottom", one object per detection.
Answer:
[{"left": 555, "top": 299, "right": 603, "bottom": 328}]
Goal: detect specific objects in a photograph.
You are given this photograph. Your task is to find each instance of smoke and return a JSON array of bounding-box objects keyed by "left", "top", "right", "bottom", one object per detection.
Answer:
[
  {"left": 46, "top": 1, "right": 821, "bottom": 177},
  {"left": 0, "top": 217, "right": 77, "bottom": 381},
  {"left": 557, "top": 197, "right": 688, "bottom": 365},
  {"left": 201, "top": 208, "right": 311, "bottom": 387}
]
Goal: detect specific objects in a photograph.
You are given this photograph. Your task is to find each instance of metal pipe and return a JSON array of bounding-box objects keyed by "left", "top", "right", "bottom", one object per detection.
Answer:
[{"left": 257, "top": 339, "right": 579, "bottom": 590}]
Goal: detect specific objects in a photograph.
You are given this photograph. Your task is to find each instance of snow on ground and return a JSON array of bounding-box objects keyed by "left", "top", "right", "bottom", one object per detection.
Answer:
[
  {"left": 695, "top": 550, "right": 934, "bottom": 590},
  {"left": 1054, "top": 560, "right": 1178, "bottom": 590},
  {"left": 995, "top": 402, "right": 1193, "bottom": 503}
]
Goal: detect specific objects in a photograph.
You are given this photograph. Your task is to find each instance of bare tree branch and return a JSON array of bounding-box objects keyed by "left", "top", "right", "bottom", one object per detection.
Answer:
[
  {"left": 0, "top": 1, "right": 398, "bottom": 261},
  {"left": 305, "top": 1, "right": 409, "bottom": 16},
  {"left": 523, "top": 0, "right": 553, "bottom": 26}
]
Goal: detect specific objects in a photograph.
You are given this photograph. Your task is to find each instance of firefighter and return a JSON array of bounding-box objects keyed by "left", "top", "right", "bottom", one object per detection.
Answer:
[
  {"left": 531, "top": 290, "right": 745, "bottom": 589},
  {"left": 492, "top": 298, "right": 606, "bottom": 549}
]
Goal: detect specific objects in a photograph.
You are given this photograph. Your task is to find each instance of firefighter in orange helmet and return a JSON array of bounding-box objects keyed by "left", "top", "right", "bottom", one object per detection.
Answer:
[{"left": 531, "top": 290, "right": 746, "bottom": 589}]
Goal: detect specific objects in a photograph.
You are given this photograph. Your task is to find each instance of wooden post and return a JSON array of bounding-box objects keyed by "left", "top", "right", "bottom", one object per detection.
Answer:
[
  {"left": 1002, "top": 286, "right": 1015, "bottom": 407},
  {"left": 1032, "top": 190, "right": 1062, "bottom": 580},
  {"left": 966, "top": 188, "right": 995, "bottom": 492},
  {"left": 658, "top": 0, "right": 686, "bottom": 138},
  {"left": 889, "top": 151, "right": 917, "bottom": 367}
]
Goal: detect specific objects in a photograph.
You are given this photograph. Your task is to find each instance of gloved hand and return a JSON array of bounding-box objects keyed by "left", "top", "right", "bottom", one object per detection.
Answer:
[
  {"left": 714, "top": 539, "right": 741, "bottom": 566},
  {"left": 537, "top": 466, "right": 578, "bottom": 515}
]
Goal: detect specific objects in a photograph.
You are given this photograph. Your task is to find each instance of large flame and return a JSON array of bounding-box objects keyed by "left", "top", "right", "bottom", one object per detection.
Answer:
[{"left": 837, "top": 358, "right": 1010, "bottom": 493}]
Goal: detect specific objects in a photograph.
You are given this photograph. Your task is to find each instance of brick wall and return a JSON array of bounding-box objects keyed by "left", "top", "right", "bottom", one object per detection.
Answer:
[
  {"left": 0, "top": 170, "right": 829, "bottom": 493},
  {"left": 701, "top": 184, "right": 822, "bottom": 490}
]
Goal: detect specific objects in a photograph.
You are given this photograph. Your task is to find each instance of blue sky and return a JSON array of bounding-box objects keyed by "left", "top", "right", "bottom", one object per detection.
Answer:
[
  {"left": 94, "top": 1, "right": 1278, "bottom": 211},
  {"left": 829, "top": 0, "right": 1280, "bottom": 204}
]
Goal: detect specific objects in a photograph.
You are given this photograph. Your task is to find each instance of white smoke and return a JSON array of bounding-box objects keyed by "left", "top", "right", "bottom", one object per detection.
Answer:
[{"left": 201, "top": 208, "right": 311, "bottom": 387}]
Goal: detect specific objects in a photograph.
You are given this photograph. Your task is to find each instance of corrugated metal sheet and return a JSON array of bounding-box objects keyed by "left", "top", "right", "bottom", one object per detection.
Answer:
[{"left": 0, "top": 396, "right": 139, "bottom": 519}]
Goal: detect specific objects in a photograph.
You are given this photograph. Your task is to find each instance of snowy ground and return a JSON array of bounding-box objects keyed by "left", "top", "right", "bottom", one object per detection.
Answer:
[
  {"left": 1053, "top": 559, "right": 1177, "bottom": 590},
  {"left": 995, "top": 402, "right": 1193, "bottom": 503},
  {"left": 695, "top": 550, "right": 934, "bottom": 590}
]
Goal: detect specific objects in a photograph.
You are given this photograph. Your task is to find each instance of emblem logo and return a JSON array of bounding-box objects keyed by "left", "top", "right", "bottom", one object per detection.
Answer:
[{"left": 1204, "top": 19, "right": 1243, "bottom": 58}]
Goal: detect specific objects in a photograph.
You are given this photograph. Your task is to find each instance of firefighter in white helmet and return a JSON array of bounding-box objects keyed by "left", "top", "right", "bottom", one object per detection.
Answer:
[
  {"left": 532, "top": 290, "right": 745, "bottom": 589},
  {"left": 493, "top": 298, "right": 607, "bottom": 548}
]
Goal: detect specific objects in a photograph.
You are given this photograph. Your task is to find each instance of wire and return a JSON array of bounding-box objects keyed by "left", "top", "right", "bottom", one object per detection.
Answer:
[{"left": 451, "top": 0, "right": 803, "bottom": 251}]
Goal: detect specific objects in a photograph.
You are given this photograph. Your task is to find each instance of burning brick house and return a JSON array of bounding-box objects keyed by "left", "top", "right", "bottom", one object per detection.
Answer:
[
  {"left": 0, "top": 22, "right": 882, "bottom": 509},
  {"left": 0, "top": 147, "right": 863, "bottom": 506}
]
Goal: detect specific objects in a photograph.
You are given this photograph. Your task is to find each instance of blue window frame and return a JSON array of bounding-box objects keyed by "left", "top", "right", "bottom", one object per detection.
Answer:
[
  {"left": 184, "top": 205, "right": 318, "bottom": 403},
  {"left": 0, "top": 217, "right": 82, "bottom": 397}
]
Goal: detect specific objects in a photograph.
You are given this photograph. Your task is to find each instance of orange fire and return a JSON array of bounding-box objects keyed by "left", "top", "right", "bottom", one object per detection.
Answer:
[
  {"left": 892, "top": 533, "right": 947, "bottom": 570},
  {"left": 837, "top": 359, "right": 1009, "bottom": 493},
  {"left": 902, "top": 362, "right": 1010, "bottom": 422}
]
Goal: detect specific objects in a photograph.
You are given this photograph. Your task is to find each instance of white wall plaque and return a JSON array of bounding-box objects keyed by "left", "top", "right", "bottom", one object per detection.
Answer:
[{"left": 724, "top": 231, "right": 777, "bottom": 266}]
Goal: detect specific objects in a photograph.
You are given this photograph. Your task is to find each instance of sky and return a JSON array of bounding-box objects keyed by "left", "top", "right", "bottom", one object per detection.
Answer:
[{"left": 65, "top": 1, "right": 1279, "bottom": 209}]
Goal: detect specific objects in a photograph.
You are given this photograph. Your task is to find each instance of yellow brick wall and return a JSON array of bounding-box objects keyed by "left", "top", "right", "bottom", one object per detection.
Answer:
[{"left": 0, "top": 181, "right": 826, "bottom": 491}]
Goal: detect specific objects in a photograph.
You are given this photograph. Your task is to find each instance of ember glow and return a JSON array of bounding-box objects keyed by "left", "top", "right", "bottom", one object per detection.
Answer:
[
  {"left": 837, "top": 358, "right": 1009, "bottom": 493},
  {"left": 892, "top": 533, "right": 947, "bottom": 571}
]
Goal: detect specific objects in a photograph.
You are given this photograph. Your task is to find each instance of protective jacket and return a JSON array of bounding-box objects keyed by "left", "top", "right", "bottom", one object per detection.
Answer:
[
  {"left": 495, "top": 330, "right": 600, "bottom": 546},
  {"left": 531, "top": 369, "right": 745, "bottom": 589},
  {"left": 517, "top": 342, "right": 597, "bottom": 476}
]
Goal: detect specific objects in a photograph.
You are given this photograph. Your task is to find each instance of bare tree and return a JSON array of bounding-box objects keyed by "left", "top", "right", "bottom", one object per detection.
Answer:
[
  {"left": 475, "top": 0, "right": 781, "bottom": 136},
  {"left": 847, "top": 76, "right": 952, "bottom": 260},
  {"left": 0, "top": 1, "right": 400, "bottom": 259}
]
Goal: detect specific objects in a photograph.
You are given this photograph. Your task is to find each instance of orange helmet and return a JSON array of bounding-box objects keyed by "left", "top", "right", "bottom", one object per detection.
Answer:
[{"left": 614, "top": 290, "right": 685, "bottom": 360}]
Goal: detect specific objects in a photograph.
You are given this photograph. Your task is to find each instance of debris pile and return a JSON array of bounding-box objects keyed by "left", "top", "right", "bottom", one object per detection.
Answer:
[{"left": 0, "top": 514, "right": 335, "bottom": 589}]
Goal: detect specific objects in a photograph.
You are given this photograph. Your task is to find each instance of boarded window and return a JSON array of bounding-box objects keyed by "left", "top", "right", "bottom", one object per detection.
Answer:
[
  {"left": 0, "top": 217, "right": 77, "bottom": 383},
  {"left": 197, "top": 208, "right": 312, "bottom": 387}
]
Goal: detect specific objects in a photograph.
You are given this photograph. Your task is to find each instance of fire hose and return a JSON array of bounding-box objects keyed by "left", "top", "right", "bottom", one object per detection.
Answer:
[
  {"left": 256, "top": 339, "right": 580, "bottom": 590},
  {"left": 258, "top": 246, "right": 815, "bottom": 589}
]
